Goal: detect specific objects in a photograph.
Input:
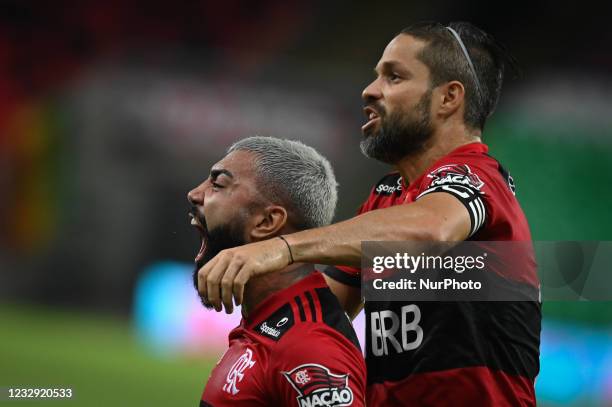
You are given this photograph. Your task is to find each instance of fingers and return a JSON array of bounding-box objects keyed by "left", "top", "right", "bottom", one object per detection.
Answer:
[
  {"left": 198, "top": 249, "right": 245, "bottom": 313},
  {"left": 206, "top": 256, "right": 231, "bottom": 312},
  {"left": 196, "top": 240, "right": 285, "bottom": 313},
  {"left": 198, "top": 256, "right": 219, "bottom": 305},
  {"left": 221, "top": 261, "right": 244, "bottom": 314},
  {"left": 233, "top": 266, "right": 252, "bottom": 307}
]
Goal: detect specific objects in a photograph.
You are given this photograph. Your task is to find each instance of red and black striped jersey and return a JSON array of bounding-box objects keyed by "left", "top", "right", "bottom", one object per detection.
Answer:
[
  {"left": 324, "top": 142, "right": 541, "bottom": 406},
  {"left": 200, "top": 272, "right": 366, "bottom": 407}
]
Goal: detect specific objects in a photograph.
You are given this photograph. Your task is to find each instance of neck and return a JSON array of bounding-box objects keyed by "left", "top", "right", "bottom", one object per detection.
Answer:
[
  {"left": 396, "top": 122, "right": 481, "bottom": 183},
  {"left": 240, "top": 263, "right": 314, "bottom": 318}
]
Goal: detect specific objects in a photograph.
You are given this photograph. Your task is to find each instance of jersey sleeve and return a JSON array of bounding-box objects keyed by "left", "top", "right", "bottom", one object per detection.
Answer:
[
  {"left": 415, "top": 162, "right": 488, "bottom": 238},
  {"left": 268, "top": 329, "right": 366, "bottom": 407}
]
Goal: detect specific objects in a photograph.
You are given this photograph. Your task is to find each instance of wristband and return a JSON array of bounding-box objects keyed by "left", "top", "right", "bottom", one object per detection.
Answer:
[{"left": 278, "top": 236, "right": 295, "bottom": 265}]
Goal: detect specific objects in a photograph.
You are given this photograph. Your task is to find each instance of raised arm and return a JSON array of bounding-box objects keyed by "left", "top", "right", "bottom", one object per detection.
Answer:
[{"left": 199, "top": 192, "right": 471, "bottom": 312}]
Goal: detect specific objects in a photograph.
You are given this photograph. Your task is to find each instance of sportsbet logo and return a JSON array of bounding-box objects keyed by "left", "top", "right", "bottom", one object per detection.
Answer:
[
  {"left": 283, "top": 363, "right": 354, "bottom": 407},
  {"left": 375, "top": 177, "right": 403, "bottom": 194},
  {"left": 259, "top": 321, "right": 281, "bottom": 337}
]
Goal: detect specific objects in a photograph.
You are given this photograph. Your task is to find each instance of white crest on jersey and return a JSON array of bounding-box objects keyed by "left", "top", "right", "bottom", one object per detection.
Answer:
[
  {"left": 294, "top": 369, "right": 311, "bottom": 385},
  {"left": 223, "top": 348, "right": 256, "bottom": 395}
]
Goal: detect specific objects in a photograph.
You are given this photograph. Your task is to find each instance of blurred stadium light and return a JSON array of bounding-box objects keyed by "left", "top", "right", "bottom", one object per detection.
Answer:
[
  {"left": 133, "top": 261, "right": 366, "bottom": 355},
  {"left": 133, "top": 261, "right": 243, "bottom": 355},
  {"left": 537, "top": 321, "right": 612, "bottom": 406}
]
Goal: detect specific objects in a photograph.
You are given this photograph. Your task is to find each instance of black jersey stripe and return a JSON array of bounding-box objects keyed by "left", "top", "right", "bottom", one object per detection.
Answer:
[
  {"left": 294, "top": 296, "right": 306, "bottom": 322},
  {"left": 304, "top": 291, "right": 317, "bottom": 322},
  {"left": 322, "top": 265, "right": 361, "bottom": 288},
  {"left": 485, "top": 153, "right": 516, "bottom": 195},
  {"left": 315, "top": 287, "right": 362, "bottom": 351}
]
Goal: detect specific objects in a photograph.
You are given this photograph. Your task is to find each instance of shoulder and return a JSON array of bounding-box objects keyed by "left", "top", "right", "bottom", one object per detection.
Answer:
[
  {"left": 421, "top": 151, "right": 515, "bottom": 196},
  {"left": 250, "top": 287, "right": 358, "bottom": 351},
  {"left": 272, "top": 319, "right": 365, "bottom": 390},
  {"left": 255, "top": 287, "right": 366, "bottom": 406},
  {"left": 269, "top": 286, "right": 361, "bottom": 353},
  {"left": 252, "top": 285, "right": 362, "bottom": 358},
  {"left": 271, "top": 327, "right": 366, "bottom": 407},
  {"left": 447, "top": 150, "right": 512, "bottom": 180}
]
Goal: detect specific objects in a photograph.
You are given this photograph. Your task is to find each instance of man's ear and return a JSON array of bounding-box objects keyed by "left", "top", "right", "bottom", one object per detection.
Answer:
[
  {"left": 436, "top": 80, "right": 465, "bottom": 118},
  {"left": 249, "top": 205, "right": 288, "bottom": 240}
]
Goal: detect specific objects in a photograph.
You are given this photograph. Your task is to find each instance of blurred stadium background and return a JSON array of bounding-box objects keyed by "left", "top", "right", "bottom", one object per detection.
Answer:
[{"left": 1, "top": 1, "right": 611, "bottom": 406}]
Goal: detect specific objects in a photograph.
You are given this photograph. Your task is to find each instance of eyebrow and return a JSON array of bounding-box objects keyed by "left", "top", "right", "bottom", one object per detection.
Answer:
[
  {"left": 374, "top": 61, "right": 412, "bottom": 77},
  {"left": 210, "top": 168, "right": 234, "bottom": 179}
]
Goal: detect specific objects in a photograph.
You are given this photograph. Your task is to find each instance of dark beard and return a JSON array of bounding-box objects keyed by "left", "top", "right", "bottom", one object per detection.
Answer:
[
  {"left": 360, "top": 89, "right": 434, "bottom": 165},
  {"left": 192, "top": 218, "right": 247, "bottom": 310}
]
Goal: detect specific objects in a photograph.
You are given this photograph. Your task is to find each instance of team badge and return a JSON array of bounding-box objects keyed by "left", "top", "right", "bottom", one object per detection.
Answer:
[
  {"left": 282, "top": 363, "right": 354, "bottom": 407},
  {"left": 427, "top": 164, "right": 484, "bottom": 191},
  {"left": 223, "top": 348, "right": 256, "bottom": 395}
]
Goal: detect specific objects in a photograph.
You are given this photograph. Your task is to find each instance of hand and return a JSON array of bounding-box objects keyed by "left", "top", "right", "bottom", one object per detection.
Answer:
[{"left": 197, "top": 237, "right": 292, "bottom": 313}]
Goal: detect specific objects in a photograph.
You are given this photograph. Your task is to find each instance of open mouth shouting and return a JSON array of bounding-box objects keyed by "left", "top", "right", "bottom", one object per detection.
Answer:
[
  {"left": 362, "top": 105, "right": 382, "bottom": 133},
  {"left": 189, "top": 210, "right": 209, "bottom": 266}
]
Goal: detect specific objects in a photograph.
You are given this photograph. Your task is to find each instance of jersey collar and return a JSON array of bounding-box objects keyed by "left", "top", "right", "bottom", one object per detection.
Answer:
[
  {"left": 447, "top": 141, "right": 488, "bottom": 155},
  {"left": 406, "top": 142, "right": 488, "bottom": 190}
]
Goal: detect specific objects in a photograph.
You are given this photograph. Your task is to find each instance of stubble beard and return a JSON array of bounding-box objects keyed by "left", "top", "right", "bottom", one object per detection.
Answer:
[
  {"left": 360, "top": 89, "right": 434, "bottom": 165},
  {"left": 192, "top": 219, "right": 247, "bottom": 310}
]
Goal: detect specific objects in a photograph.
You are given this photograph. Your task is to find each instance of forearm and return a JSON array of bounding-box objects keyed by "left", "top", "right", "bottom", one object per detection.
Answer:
[
  {"left": 197, "top": 193, "right": 469, "bottom": 312},
  {"left": 285, "top": 200, "right": 446, "bottom": 267}
]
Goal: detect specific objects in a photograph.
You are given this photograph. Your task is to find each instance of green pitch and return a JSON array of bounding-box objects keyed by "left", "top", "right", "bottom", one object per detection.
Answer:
[{"left": 0, "top": 303, "right": 216, "bottom": 406}]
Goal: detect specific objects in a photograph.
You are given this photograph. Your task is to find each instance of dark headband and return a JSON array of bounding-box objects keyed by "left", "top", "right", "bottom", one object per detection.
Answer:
[{"left": 446, "top": 26, "right": 483, "bottom": 103}]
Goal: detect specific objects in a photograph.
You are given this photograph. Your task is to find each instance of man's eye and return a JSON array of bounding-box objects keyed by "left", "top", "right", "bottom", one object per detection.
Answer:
[
  {"left": 389, "top": 73, "right": 401, "bottom": 82},
  {"left": 211, "top": 181, "right": 223, "bottom": 189}
]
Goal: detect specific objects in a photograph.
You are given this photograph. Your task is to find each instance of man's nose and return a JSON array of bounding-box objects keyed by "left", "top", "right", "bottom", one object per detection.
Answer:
[
  {"left": 187, "top": 182, "right": 206, "bottom": 205},
  {"left": 362, "top": 78, "right": 382, "bottom": 102}
]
